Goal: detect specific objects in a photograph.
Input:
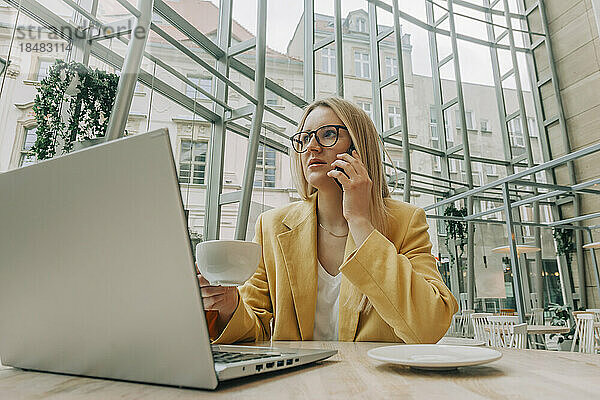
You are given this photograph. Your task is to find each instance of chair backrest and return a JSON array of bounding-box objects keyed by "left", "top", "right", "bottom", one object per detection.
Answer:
[
  {"left": 530, "top": 292, "right": 539, "bottom": 309},
  {"left": 459, "top": 293, "right": 468, "bottom": 311},
  {"left": 460, "top": 309, "right": 475, "bottom": 338},
  {"left": 487, "top": 315, "right": 520, "bottom": 348},
  {"left": 528, "top": 308, "right": 544, "bottom": 325},
  {"left": 499, "top": 308, "right": 516, "bottom": 316},
  {"left": 471, "top": 313, "right": 493, "bottom": 344},
  {"left": 574, "top": 313, "right": 596, "bottom": 354},
  {"left": 585, "top": 309, "right": 600, "bottom": 323},
  {"left": 510, "top": 323, "right": 528, "bottom": 349}
]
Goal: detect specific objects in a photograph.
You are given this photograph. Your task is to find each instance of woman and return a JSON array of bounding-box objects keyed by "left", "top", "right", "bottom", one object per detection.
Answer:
[{"left": 199, "top": 97, "right": 457, "bottom": 343}]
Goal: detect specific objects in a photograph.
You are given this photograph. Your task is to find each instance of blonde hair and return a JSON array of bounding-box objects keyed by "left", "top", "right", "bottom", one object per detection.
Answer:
[{"left": 290, "top": 97, "right": 398, "bottom": 313}]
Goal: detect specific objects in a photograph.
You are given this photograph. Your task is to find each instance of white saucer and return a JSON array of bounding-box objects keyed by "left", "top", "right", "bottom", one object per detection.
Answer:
[
  {"left": 437, "top": 337, "right": 486, "bottom": 346},
  {"left": 367, "top": 344, "right": 502, "bottom": 370}
]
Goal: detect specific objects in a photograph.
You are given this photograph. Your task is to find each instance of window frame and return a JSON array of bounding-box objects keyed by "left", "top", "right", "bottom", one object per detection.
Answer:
[
  {"left": 185, "top": 76, "right": 212, "bottom": 100},
  {"left": 354, "top": 50, "right": 370, "bottom": 79},
  {"left": 321, "top": 47, "right": 336, "bottom": 74},
  {"left": 254, "top": 144, "right": 277, "bottom": 188},
  {"left": 178, "top": 138, "right": 209, "bottom": 185}
]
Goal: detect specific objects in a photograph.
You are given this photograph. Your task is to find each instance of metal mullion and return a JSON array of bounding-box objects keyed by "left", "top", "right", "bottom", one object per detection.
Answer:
[
  {"left": 204, "top": 0, "right": 233, "bottom": 241},
  {"left": 154, "top": 0, "right": 307, "bottom": 108},
  {"left": 368, "top": 2, "right": 383, "bottom": 134},
  {"left": 366, "top": 0, "right": 531, "bottom": 52},
  {"left": 447, "top": 0, "right": 475, "bottom": 308},
  {"left": 537, "top": 0, "right": 586, "bottom": 307},
  {"left": 425, "top": 0, "right": 455, "bottom": 297},
  {"left": 227, "top": 38, "right": 256, "bottom": 57},
  {"left": 153, "top": 0, "right": 224, "bottom": 59},
  {"left": 314, "top": 36, "right": 334, "bottom": 52},
  {"left": 105, "top": 0, "right": 153, "bottom": 141},
  {"left": 114, "top": 35, "right": 231, "bottom": 111},
  {"left": 423, "top": 141, "right": 600, "bottom": 211},
  {"left": 235, "top": 0, "right": 267, "bottom": 240},
  {"left": 502, "top": 182, "right": 527, "bottom": 323},
  {"left": 548, "top": 212, "right": 600, "bottom": 228},
  {"left": 226, "top": 122, "right": 289, "bottom": 154},
  {"left": 115, "top": 0, "right": 141, "bottom": 18},
  {"left": 391, "top": 0, "right": 411, "bottom": 201},
  {"left": 89, "top": 41, "right": 219, "bottom": 122},
  {"left": 228, "top": 58, "right": 306, "bottom": 108},
  {"left": 304, "top": 0, "right": 315, "bottom": 102},
  {"left": 150, "top": 24, "right": 251, "bottom": 105},
  {"left": 585, "top": 228, "right": 600, "bottom": 303},
  {"left": 334, "top": 0, "right": 344, "bottom": 97},
  {"left": 390, "top": 163, "right": 470, "bottom": 187}
]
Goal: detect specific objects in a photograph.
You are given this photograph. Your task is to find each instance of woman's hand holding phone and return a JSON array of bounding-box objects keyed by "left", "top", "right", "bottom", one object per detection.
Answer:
[{"left": 327, "top": 147, "right": 375, "bottom": 246}]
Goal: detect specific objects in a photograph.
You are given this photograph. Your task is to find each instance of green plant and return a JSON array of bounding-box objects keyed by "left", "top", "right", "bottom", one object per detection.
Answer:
[
  {"left": 32, "top": 60, "right": 119, "bottom": 160},
  {"left": 188, "top": 228, "right": 203, "bottom": 250},
  {"left": 547, "top": 303, "right": 574, "bottom": 343},
  {"left": 443, "top": 204, "right": 469, "bottom": 265},
  {"left": 553, "top": 228, "right": 575, "bottom": 266}
]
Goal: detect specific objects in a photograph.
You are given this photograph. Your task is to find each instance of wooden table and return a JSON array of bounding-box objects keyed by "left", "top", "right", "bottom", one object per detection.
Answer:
[
  {"left": 526, "top": 325, "right": 570, "bottom": 335},
  {"left": 1, "top": 341, "right": 599, "bottom": 399}
]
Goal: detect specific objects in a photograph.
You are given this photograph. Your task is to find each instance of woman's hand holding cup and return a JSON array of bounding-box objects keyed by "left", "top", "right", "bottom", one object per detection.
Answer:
[{"left": 197, "top": 272, "right": 239, "bottom": 337}]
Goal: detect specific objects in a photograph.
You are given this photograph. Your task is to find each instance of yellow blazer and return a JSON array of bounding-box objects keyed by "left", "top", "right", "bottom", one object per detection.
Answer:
[{"left": 214, "top": 194, "right": 457, "bottom": 344}]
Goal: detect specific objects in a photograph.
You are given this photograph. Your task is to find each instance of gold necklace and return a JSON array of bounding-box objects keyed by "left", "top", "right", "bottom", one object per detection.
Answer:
[{"left": 318, "top": 222, "right": 348, "bottom": 238}]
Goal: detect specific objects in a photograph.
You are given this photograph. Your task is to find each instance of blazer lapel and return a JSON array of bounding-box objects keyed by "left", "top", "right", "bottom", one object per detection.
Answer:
[
  {"left": 339, "top": 233, "right": 361, "bottom": 341},
  {"left": 277, "top": 194, "right": 318, "bottom": 340}
]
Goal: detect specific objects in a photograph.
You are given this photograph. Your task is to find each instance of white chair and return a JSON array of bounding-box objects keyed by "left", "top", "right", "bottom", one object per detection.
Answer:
[
  {"left": 487, "top": 315, "right": 525, "bottom": 348},
  {"left": 528, "top": 308, "right": 546, "bottom": 349},
  {"left": 585, "top": 309, "right": 600, "bottom": 323},
  {"left": 460, "top": 309, "right": 475, "bottom": 338},
  {"left": 471, "top": 312, "right": 492, "bottom": 345},
  {"left": 572, "top": 313, "right": 598, "bottom": 354},
  {"left": 459, "top": 292, "right": 468, "bottom": 311},
  {"left": 530, "top": 292, "right": 539, "bottom": 309},
  {"left": 510, "top": 323, "right": 528, "bottom": 349}
]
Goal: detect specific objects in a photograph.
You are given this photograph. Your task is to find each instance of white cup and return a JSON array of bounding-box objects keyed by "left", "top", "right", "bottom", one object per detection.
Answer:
[{"left": 195, "top": 240, "right": 261, "bottom": 286}]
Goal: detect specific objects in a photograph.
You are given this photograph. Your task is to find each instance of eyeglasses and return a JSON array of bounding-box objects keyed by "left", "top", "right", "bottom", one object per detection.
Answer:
[{"left": 290, "top": 124, "right": 348, "bottom": 153}]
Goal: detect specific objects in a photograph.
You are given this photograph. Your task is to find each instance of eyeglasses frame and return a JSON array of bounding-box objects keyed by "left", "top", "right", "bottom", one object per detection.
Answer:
[{"left": 290, "top": 124, "right": 348, "bottom": 153}]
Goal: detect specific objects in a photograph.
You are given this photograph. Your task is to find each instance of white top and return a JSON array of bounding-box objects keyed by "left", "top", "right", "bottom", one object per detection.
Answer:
[{"left": 312, "top": 260, "right": 342, "bottom": 341}]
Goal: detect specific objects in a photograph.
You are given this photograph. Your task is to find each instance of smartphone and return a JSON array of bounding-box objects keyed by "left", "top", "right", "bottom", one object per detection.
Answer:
[{"left": 334, "top": 143, "right": 355, "bottom": 190}]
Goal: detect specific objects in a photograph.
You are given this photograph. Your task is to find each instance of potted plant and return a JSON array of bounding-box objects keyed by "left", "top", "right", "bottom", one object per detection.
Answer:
[
  {"left": 32, "top": 60, "right": 119, "bottom": 160},
  {"left": 443, "top": 204, "right": 469, "bottom": 271},
  {"left": 547, "top": 303, "right": 575, "bottom": 351}
]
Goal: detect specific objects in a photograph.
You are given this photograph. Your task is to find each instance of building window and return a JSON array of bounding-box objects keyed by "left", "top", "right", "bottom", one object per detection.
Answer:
[
  {"left": 266, "top": 90, "right": 278, "bottom": 106},
  {"left": 508, "top": 118, "right": 524, "bottom": 147},
  {"left": 436, "top": 197, "right": 447, "bottom": 236},
  {"left": 385, "top": 56, "right": 398, "bottom": 78},
  {"left": 19, "top": 126, "right": 38, "bottom": 167},
  {"left": 449, "top": 158, "right": 458, "bottom": 173},
  {"left": 321, "top": 48, "right": 336, "bottom": 74},
  {"left": 357, "top": 17, "right": 367, "bottom": 33},
  {"left": 37, "top": 59, "right": 54, "bottom": 81},
  {"left": 357, "top": 101, "right": 372, "bottom": 120},
  {"left": 178, "top": 139, "right": 207, "bottom": 184},
  {"left": 354, "top": 51, "right": 370, "bottom": 79},
  {"left": 443, "top": 109, "right": 455, "bottom": 144},
  {"left": 454, "top": 109, "right": 475, "bottom": 130},
  {"left": 480, "top": 119, "right": 490, "bottom": 132},
  {"left": 520, "top": 205, "right": 534, "bottom": 238},
  {"left": 254, "top": 144, "right": 276, "bottom": 188},
  {"left": 527, "top": 117, "right": 538, "bottom": 138},
  {"left": 430, "top": 106, "right": 439, "bottom": 149},
  {"left": 388, "top": 105, "right": 402, "bottom": 130},
  {"left": 482, "top": 200, "right": 501, "bottom": 220},
  {"left": 186, "top": 76, "right": 212, "bottom": 100},
  {"left": 432, "top": 155, "right": 441, "bottom": 172},
  {"left": 485, "top": 163, "right": 498, "bottom": 176}
]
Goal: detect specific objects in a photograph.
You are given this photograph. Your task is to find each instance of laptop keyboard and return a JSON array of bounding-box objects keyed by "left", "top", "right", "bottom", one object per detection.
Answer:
[{"left": 212, "top": 350, "right": 280, "bottom": 364}]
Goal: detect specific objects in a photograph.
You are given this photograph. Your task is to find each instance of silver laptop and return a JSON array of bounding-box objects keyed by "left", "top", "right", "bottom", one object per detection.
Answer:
[{"left": 0, "top": 128, "right": 336, "bottom": 390}]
